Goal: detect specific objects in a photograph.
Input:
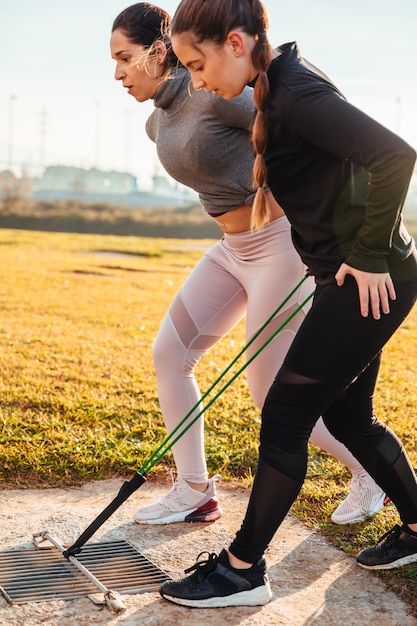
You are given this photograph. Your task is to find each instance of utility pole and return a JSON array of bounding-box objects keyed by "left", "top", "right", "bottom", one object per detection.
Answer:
[
  {"left": 94, "top": 101, "right": 101, "bottom": 169},
  {"left": 39, "top": 107, "right": 47, "bottom": 175},
  {"left": 8, "top": 94, "right": 17, "bottom": 171}
]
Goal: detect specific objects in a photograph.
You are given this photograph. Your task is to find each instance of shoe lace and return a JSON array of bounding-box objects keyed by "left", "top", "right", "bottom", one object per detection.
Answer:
[
  {"left": 184, "top": 551, "right": 218, "bottom": 581},
  {"left": 163, "top": 470, "right": 181, "bottom": 499},
  {"left": 349, "top": 471, "right": 368, "bottom": 500},
  {"left": 377, "top": 524, "right": 402, "bottom": 549},
  {"left": 168, "top": 469, "right": 177, "bottom": 488}
]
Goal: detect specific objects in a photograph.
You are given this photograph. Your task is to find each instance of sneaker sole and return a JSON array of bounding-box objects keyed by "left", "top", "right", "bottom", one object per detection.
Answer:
[
  {"left": 161, "top": 583, "right": 272, "bottom": 608},
  {"left": 185, "top": 500, "right": 223, "bottom": 522},
  {"left": 133, "top": 499, "right": 222, "bottom": 525},
  {"left": 331, "top": 492, "right": 386, "bottom": 525},
  {"left": 357, "top": 553, "right": 417, "bottom": 570}
]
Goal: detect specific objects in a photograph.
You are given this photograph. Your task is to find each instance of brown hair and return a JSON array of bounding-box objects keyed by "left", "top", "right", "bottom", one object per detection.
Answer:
[
  {"left": 112, "top": 3, "right": 179, "bottom": 74},
  {"left": 171, "top": 0, "right": 273, "bottom": 229}
]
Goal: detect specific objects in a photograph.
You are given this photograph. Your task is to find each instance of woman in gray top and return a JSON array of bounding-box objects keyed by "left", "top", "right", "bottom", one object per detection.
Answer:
[{"left": 110, "top": 2, "right": 385, "bottom": 526}]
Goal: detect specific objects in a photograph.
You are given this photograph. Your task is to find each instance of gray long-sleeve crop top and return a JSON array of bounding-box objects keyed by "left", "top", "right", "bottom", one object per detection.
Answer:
[{"left": 146, "top": 67, "right": 257, "bottom": 215}]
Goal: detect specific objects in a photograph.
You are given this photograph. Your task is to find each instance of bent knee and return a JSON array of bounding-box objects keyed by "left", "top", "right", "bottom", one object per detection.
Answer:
[{"left": 152, "top": 329, "right": 186, "bottom": 373}]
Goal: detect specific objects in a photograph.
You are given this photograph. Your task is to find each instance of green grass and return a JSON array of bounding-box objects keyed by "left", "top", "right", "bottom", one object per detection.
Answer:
[
  {"left": 0, "top": 229, "right": 259, "bottom": 485},
  {"left": 1, "top": 227, "right": 417, "bottom": 614}
]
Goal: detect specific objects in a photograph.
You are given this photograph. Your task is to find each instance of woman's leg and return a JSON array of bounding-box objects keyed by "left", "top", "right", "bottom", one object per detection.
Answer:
[
  {"left": 322, "top": 352, "right": 417, "bottom": 523},
  {"left": 230, "top": 274, "right": 417, "bottom": 564},
  {"left": 152, "top": 243, "right": 246, "bottom": 482},
  {"left": 238, "top": 217, "right": 384, "bottom": 522},
  {"left": 134, "top": 240, "right": 248, "bottom": 523},
  {"left": 230, "top": 217, "right": 312, "bottom": 409},
  {"left": 310, "top": 416, "right": 386, "bottom": 524}
]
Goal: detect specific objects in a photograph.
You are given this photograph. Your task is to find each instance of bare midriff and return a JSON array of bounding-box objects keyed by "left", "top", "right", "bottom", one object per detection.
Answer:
[{"left": 210, "top": 192, "right": 285, "bottom": 233}]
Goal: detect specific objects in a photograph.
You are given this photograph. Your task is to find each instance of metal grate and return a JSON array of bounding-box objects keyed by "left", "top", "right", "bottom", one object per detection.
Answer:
[{"left": 0, "top": 540, "right": 171, "bottom": 605}]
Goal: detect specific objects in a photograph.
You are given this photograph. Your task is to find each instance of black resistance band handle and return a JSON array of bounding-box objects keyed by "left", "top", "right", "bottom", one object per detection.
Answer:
[{"left": 63, "top": 472, "right": 147, "bottom": 558}]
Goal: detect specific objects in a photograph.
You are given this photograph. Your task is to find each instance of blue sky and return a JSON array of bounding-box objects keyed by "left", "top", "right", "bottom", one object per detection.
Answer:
[{"left": 1, "top": 0, "right": 416, "bottom": 188}]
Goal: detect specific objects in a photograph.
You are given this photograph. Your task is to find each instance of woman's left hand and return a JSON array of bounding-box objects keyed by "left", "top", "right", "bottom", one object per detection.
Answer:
[{"left": 335, "top": 263, "right": 396, "bottom": 320}]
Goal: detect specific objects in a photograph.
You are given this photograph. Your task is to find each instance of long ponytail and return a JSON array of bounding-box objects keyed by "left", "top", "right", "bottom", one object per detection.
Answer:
[{"left": 251, "top": 26, "right": 272, "bottom": 229}]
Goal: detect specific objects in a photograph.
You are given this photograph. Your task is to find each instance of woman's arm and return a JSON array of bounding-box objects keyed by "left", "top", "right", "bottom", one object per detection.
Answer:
[{"left": 289, "top": 89, "right": 416, "bottom": 274}]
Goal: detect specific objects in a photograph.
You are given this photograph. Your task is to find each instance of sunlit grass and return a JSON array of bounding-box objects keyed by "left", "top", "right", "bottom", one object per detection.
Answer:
[
  {"left": 0, "top": 229, "right": 261, "bottom": 485},
  {"left": 0, "top": 227, "right": 417, "bottom": 613}
]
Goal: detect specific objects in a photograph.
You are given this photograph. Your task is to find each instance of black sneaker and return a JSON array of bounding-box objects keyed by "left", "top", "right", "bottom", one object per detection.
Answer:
[
  {"left": 159, "top": 549, "right": 272, "bottom": 608},
  {"left": 356, "top": 524, "right": 417, "bottom": 570}
]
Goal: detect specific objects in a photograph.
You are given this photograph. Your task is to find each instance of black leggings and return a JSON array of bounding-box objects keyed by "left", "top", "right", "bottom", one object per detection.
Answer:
[{"left": 230, "top": 265, "right": 417, "bottom": 564}]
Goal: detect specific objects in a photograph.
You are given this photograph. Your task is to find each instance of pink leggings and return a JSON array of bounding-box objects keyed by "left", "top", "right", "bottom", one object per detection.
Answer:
[{"left": 153, "top": 216, "right": 364, "bottom": 482}]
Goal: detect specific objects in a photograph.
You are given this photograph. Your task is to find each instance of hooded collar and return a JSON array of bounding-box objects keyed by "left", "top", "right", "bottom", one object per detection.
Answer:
[{"left": 152, "top": 66, "right": 190, "bottom": 110}]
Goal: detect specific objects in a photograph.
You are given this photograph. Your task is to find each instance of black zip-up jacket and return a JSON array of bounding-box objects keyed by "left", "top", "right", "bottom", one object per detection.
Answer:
[{"left": 264, "top": 42, "right": 416, "bottom": 281}]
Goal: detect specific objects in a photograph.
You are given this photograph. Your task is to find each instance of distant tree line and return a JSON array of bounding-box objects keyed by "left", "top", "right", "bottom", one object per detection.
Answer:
[
  {"left": 0, "top": 193, "right": 416, "bottom": 241},
  {"left": 0, "top": 196, "right": 221, "bottom": 239}
]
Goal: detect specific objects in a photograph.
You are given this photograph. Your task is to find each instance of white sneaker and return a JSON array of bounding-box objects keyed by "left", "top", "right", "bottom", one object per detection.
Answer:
[
  {"left": 133, "top": 474, "right": 223, "bottom": 525},
  {"left": 331, "top": 470, "right": 386, "bottom": 524}
]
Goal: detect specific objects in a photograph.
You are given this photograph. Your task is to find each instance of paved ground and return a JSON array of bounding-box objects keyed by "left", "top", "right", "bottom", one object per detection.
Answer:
[{"left": 0, "top": 479, "right": 415, "bottom": 625}]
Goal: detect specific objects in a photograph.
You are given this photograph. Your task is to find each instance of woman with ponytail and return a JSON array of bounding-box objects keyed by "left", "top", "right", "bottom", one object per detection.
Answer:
[
  {"left": 111, "top": 3, "right": 383, "bottom": 528},
  {"left": 157, "top": 0, "right": 417, "bottom": 608}
]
